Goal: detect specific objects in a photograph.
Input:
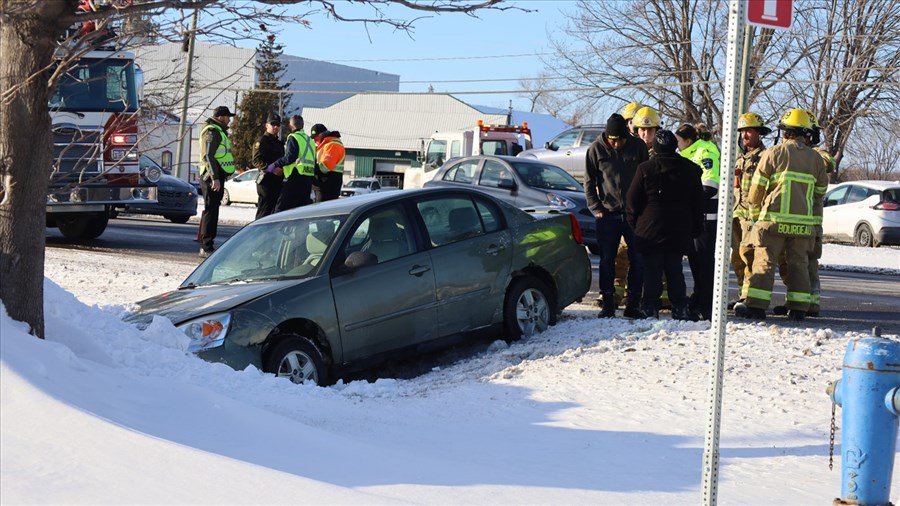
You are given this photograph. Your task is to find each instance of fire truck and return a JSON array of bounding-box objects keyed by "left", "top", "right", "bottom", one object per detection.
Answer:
[
  {"left": 405, "top": 120, "right": 533, "bottom": 189},
  {"left": 46, "top": 45, "right": 160, "bottom": 239}
]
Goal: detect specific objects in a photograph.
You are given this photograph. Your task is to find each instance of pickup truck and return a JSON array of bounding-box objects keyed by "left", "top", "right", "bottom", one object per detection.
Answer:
[{"left": 340, "top": 177, "right": 382, "bottom": 197}]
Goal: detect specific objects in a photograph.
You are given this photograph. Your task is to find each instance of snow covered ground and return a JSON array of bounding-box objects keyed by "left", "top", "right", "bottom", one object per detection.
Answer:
[{"left": 2, "top": 204, "right": 899, "bottom": 504}]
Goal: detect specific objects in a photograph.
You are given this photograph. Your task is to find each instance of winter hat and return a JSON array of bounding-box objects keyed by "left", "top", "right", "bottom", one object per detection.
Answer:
[
  {"left": 653, "top": 129, "right": 678, "bottom": 154},
  {"left": 605, "top": 113, "right": 629, "bottom": 139},
  {"left": 310, "top": 123, "right": 328, "bottom": 138}
]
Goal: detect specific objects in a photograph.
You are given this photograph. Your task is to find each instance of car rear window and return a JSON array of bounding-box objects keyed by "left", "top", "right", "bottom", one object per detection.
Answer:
[{"left": 883, "top": 188, "right": 900, "bottom": 203}]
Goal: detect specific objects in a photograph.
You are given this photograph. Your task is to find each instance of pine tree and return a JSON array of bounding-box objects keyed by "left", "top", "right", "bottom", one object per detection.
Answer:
[{"left": 230, "top": 34, "right": 289, "bottom": 169}]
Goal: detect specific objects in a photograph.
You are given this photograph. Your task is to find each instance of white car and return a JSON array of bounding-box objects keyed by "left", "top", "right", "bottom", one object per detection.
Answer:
[
  {"left": 517, "top": 125, "right": 604, "bottom": 182},
  {"left": 223, "top": 169, "right": 260, "bottom": 206},
  {"left": 340, "top": 177, "right": 382, "bottom": 197},
  {"left": 822, "top": 180, "right": 900, "bottom": 247}
]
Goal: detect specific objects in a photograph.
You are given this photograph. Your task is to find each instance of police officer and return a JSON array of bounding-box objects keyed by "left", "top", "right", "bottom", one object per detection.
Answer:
[
  {"left": 734, "top": 108, "right": 829, "bottom": 321},
  {"left": 268, "top": 115, "right": 315, "bottom": 212},
  {"left": 198, "top": 105, "right": 236, "bottom": 258},
  {"left": 731, "top": 112, "right": 771, "bottom": 308},
  {"left": 675, "top": 123, "right": 720, "bottom": 320},
  {"left": 251, "top": 113, "right": 285, "bottom": 219}
]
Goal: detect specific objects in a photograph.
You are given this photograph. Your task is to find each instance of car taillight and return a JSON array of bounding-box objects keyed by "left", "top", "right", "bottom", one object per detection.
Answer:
[
  {"left": 569, "top": 213, "right": 583, "bottom": 244},
  {"left": 874, "top": 202, "right": 899, "bottom": 210}
]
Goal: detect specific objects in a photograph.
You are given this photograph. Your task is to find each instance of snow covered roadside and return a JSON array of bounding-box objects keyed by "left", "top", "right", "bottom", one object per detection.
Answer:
[{"left": 1, "top": 207, "right": 898, "bottom": 504}]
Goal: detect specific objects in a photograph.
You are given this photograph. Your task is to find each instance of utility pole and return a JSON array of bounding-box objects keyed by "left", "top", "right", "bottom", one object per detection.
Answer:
[{"left": 174, "top": 9, "right": 198, "bottom": 181}]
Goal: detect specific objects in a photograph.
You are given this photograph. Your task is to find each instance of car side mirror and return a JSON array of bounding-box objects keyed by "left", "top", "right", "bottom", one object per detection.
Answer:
[
  {"left": 545, "top": 142, "right": 558, "bottom": 151},
  {"left": 345, "top": 251, "right": 377, "bottom": 271},
  {"left": 497, "top": 178, "right": 517, "bottom": 190}
]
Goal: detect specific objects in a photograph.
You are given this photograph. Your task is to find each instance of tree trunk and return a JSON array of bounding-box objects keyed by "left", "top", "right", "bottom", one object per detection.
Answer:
[{"left": 0, "top": 1, "right": 73, "bottom": 338}]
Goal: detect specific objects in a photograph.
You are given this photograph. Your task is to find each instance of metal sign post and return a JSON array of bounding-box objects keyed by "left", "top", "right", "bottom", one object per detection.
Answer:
[{"left": 701, "top": 0, "right": 746, "bottom": 504}]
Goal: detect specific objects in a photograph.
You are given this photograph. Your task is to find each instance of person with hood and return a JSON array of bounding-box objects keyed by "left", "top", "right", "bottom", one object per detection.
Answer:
[
  {"left": 311, "top": 123, "right": 345, "bottom": 201},
  {"left": 585, "top": 113, "right": 649, "bottom": 318},
  {"left": 197, "top": 105, "right": 236, "bottom": 258},
  {"left": 626, "top": 130, "right": 705, "bottom": 320}
]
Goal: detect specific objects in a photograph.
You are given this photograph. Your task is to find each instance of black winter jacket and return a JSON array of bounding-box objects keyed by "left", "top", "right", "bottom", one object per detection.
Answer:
[
  {"left": 585, "top": 135, "right": 649, "bottom": 215},
  {"left": 626, "top": 152, "right": 705, "bottom": 254}
]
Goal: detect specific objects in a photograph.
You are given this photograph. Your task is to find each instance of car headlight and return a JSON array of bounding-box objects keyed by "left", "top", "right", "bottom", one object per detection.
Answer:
[
  {"left": 178, "top": 312, "right": 231, "bottom": 353},
  {"left": 546, "top": 193, "right": 576, "bottom": 209}
]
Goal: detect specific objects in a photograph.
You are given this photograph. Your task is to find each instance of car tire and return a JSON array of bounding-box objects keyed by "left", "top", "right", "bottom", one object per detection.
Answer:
[
  {"left": 503, "top": 276, "right": 555, "bottom": 341},
  {"left": 167, "top": 215, "right": 191, "bottom": 224},
  {"left": 56, "top": 213, "right": 108, "bottom": 240},
  {"left": 854, "top": 223, "right": 874, "bottom": 247},
  {"left": 222, "top": 189, "right": 231, "bottom": 206},
  {"left": 264, "top": 336, "right": 328, "bottom": 386}
]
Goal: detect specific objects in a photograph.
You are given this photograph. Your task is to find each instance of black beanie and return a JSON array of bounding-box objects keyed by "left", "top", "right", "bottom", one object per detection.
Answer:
[
  {"left": 310, "top": 123, "right": 328, "bottom": 137},
  {"left": 606, "top": 113, "right": 629, "bottom": 138},
  {"left": 653, "top": 129, "right": 678, "bottom": 154}
]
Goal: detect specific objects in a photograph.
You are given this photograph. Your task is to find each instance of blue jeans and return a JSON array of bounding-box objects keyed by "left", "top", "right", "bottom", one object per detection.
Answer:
[{"left": 596, "top": 213, "right": 643, "bottom": 305}]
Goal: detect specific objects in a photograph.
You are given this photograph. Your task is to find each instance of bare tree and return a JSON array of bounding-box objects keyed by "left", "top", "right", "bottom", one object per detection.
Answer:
[
  {"left": 773, "top": 0, "right": 900, "bottom": 181},
  {"left": 0, "top": 0, "right": 515, "bottom": 338},
  {"left": 538, "top": 0, "right": 898, "bottom": 161},
  {"left": 841, "top": 114, "right": 900, "bottom": 181}
]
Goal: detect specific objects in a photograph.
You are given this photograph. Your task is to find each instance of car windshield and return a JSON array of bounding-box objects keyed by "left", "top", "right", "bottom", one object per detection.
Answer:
[
  {"left": 510, "top": 161, "right": 583, "bottom": 192},
  {"left": 183, "top": 215, "right": 345, "bottom": 287},
  {"left": 346, "top": 180, "right": 372, "bottom": 188}
]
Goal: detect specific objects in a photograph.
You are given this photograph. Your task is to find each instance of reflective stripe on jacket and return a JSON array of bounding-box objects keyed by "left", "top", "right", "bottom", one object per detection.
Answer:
[
  {"left": 733, "top": 144, "right": 765, "bottom": 219},
  {"left": 199, "top": 122, "right": 235, "bottom": 176},
  {"left": 748, "top": 139, "right": 829, "bottom": 235},
  {"left": 680, "top": 139, "right": 720, "bottom": 190},
  {"left": 317, "top": 137, "right": 345, "bottom": 173},
  {"left": 284, "top": 131, "right": 315, "bottom": 178}
]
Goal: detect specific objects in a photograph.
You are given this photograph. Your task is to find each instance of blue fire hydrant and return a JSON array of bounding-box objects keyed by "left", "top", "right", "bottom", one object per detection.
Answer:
[{"left": 827, "top": 335, "right": 900, "bottom": 506}]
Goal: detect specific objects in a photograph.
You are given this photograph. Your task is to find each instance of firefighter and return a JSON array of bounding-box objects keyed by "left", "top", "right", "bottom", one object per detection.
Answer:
[
  {"left": 198, "top": 105, "right": 237, "bottom": 258},
  {"left": 734, "top": 108, "right": 829, "bottom": 321},
  {"left": 731, "top": 112, "right": 771, "bottom": 308},
  {"left": 621, "top": 101, "right": 645, "bottom": 136},
  {"left": 633, "top": 106, "right": 661, "bottom": 155},
  {"left": 675, "top": 123, "right": 720, "bottom": 321},
  {"left": 772, "top": 110, "right": 834, "bottom": 317}
]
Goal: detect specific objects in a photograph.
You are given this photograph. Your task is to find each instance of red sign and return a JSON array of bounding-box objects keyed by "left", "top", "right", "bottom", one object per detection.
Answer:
[{"left": 747, "top": 0, "right": 793, "bottom": 30}]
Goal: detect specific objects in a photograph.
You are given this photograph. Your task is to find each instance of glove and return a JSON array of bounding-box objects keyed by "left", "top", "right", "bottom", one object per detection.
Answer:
[{"left": 266, "top": 163, "right": 276, "bottom": 173}]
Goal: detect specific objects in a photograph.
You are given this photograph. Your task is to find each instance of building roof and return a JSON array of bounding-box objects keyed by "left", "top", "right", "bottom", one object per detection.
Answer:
[{"left": 301, "top": 93, "right": 508, "bottom": 151}]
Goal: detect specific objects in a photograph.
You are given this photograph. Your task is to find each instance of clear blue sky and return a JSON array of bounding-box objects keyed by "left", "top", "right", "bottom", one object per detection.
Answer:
[{"left": 237, "top": 0, "right": 576, "bottom": 112}]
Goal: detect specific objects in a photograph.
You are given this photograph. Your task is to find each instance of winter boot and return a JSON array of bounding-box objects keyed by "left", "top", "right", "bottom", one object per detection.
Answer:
[
  {"left": 671, "top": 303, "right": 697, "bottom": 321},
  {"left": 727, "top": 298, "right": 744, "bottom": 310},
  {"left": 598, "top": 305, "right": 616, "bottom": 318},
  {"left": 787, "top": 310, "right": 806, "bottom": 321},
  {"left": 772, "top": 305, "right": 788, "bottom": 316},
  {"left": 734, "top": 302, "right": 766, "bottom": 320},
  {"left": 624, "top": 306, "right": 648, "bottom": 319}
]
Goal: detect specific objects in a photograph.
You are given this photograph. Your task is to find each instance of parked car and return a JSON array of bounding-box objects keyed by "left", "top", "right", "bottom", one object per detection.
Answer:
[
  {"left": 112, "top": 156, "right": 198, "bottom": 224},
  {"left": 423, "top": 155, "right": 598, "bottom": 253},
  {"left": 129, "top": 187, "right": 592, "bottom": 386},
  {"left": 517, "top": 125, "right": 604, "bottom": 181},
  {"left": 223, "top": 169, "right": 260, "bottom": 206},
  {"left": 822, "top": 180, "right": 900, "bottom": 247},
  {"left": 340, "top": 177, "right": 382, "bottom": 197}
]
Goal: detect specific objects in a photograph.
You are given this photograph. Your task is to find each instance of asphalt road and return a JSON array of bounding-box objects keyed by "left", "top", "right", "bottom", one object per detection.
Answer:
[{"left": 47, "top": 215, "right": 900, "bottom": 335}]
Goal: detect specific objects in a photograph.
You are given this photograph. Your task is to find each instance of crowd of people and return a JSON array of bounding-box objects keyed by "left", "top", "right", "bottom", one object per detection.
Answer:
[
  {"left": 587, "top": 102, "right": 833, "bottom": 322},
  {"left": 196, "top": 105, "right": 346, "bottom": 258}
]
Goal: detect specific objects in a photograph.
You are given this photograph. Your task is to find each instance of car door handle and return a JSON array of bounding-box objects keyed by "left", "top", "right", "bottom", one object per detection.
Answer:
[
  {"left": 486, "top": 245, "right": 506, "bottom": 256},
  {"left": 408, "top": 265, "right": 431, "bottom": 277},
  {"left": 566, "top": 150, "right": 573, "bottom": 155}
]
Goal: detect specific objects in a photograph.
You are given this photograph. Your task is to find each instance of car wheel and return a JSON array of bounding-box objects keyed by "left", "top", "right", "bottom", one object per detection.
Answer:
[
  {"left": 222, "top": 189, "right": 231, "bottom": 206},
  {"left": 264, "top": 336, "right": 328, "bottom": 386},
  {"left": 854, "top": 223, "right": 873, "bottom": 247},
  {"left": 167, "top": 215, "right": 191, "bottom": 224},
  {"left": 503, "top": 277, "right": 555, "bottom": 341},
  {"left": 56, "top": 213, "right": 108, "bottom": 240}
]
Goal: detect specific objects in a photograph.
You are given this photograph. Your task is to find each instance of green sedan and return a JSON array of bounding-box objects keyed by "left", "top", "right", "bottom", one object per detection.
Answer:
[{"left": 130, "top": 187, "right": 592, "bottom": 385}]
